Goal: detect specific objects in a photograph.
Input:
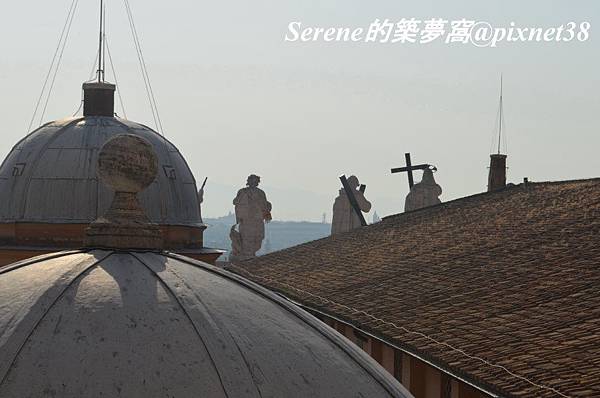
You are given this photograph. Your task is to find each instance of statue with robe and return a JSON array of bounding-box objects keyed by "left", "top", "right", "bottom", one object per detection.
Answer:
[
  {"left": 331, "top": 175, "right": 371, "bottom": 235},
  {"left": 404, "top": 168, "right": 442, "bottom": 212},
  {"left": 231, "top": 174, "right": 272, "bottom": 259}
]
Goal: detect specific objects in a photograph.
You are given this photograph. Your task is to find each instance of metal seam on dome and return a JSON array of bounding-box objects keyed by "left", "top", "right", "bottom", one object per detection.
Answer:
[
  {"left": 134, "top": 252, "right": 265, "bottom": 397},
  {"left": 162, "top": 252, "right": 408, "bottom": 397},
  {"left": 16, "top": 118, "right": 85, "bottom": 220},
  {"left": 1, "top": 118, "right": 202, "bottom": 226},
  {"left": 129, "top": 253, "right": 235, "bottom": 398},
  {"left": 113, "top": 119, "right": 201, "bottom": 224},
  {"left": 0, "top": 121, "right": 57, "bottom": 173},
  {"left": 112, "top": 118, "right": 170, "bottom": 223},
  {"left": 132, "top": 121, "right": 203, "bottom": 223},
  {"left": 0, "top": 250, "right": 113, "bottom": 387}
]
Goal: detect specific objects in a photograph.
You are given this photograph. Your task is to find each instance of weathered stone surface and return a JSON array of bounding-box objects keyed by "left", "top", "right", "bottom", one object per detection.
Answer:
[
  {"left": 404, "top": 168, "right": 442, "bottom": 212},
  {"left": 331, "top": 175, "right": 371, "bottom": 235},
  {"left": 0, "top": 117, "right": 203, "bottom": 228},
  {"left": 85, "top": 134, "right": 163, "bottom": 250},
  {"left": 231, "top": 175, "right": 272, "bottom": 260},
  {"left": 0, "top": 250, "right": 410, "bottom": 398},
  {"left": 96, "top": 134, "right": 158, "bottom": 193}
]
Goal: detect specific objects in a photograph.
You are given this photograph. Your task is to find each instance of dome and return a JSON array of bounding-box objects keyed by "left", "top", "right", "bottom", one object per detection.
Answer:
[
  {"left": 0, "top": 116, "right": 200, "bottom": 227},
  {"left": 0, "top": 111, "right": 221, "bottom": 265},
  {"left": 0, "top": 249, "right": 410, "bottom": 398}
]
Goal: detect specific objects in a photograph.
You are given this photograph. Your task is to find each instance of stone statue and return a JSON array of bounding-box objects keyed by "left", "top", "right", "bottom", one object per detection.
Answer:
[
  {"left": 231, "top": 174, "right": 272, "bottom": 259},
  {"left": 197, "top": 177, "right": 207, "bottom": 216},
  {"left": 331, "top": 175, "right": 371, "bottom": 235},
  {"left": 404, "top": 168, "right": 442, "bottom": 212},
  {"left": 229, "top": 225, "right": 243, "bottom": 259}
]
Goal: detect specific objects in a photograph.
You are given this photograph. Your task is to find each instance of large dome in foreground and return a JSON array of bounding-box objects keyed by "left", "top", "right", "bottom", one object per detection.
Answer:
[
  {"left": 0, "top": 249, "right": 410, "bottom": 398},
  {"left": 0, "top": 133, "right": 409, "bottom": 397}
]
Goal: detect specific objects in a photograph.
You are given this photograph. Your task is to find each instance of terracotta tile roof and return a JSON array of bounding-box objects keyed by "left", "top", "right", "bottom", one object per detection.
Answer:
[{"left": 229, "top": 179, "right": 600, "bottom": 398}]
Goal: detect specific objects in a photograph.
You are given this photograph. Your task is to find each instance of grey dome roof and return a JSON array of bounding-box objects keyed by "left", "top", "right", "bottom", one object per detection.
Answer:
[
  {"left": 0, "top": 250, "right": 410, "bottom": 398},
  {"left": 0, "top": 117, "right": 202, "bottom": 226}
]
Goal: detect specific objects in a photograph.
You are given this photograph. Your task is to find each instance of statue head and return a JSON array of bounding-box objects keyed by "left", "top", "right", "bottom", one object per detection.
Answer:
[
  {"left": 419, "top": 168, "right": 442, "bottom": 196},
  {"left": 246, "top": 174, "right": 261, "bottom": 188},
  {"left": 421, "top": 168, "right": 436, "bottom": 184},
  {"left": 347, "top": 175, "right": 359, "bottom": 189}
]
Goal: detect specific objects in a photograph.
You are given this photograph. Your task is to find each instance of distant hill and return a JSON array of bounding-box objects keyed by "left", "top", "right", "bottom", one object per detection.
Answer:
[
  {"left": 204, "top": 213, "right": 331, "bottom": 260},
  {"left": 200, "top": 181, "right": 335, "bottom": 222}
]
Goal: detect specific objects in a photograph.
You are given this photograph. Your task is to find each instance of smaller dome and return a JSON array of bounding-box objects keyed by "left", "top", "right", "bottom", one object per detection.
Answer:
[
  {"left": 0, "top": 116, "right": 201, "bottom": 227},
  {"left": 0, "top": 117, "right": 221, "bottom": 263},
  {"left": 0, "top": 250, "right": 410, "bottom": 398}
]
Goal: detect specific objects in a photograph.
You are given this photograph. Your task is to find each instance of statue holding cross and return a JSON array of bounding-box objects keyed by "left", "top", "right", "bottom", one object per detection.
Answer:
[
  {"left": 392, "top": 153, "right": 442, "bottom": 212},
  {"left": 331, "top": 175, "right": 371, "bottom": 235}
]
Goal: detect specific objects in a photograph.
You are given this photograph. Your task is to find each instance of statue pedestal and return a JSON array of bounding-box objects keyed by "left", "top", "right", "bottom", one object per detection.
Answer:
[{"left": 229, "top": 254, "right": 256, "bottom": 262}]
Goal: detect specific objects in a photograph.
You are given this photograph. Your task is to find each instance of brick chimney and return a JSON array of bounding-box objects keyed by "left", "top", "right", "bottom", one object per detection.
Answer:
[
  {"left": 487, "top": 154, "right": 507, "bottom": 192},
  {"left": 83, "top": 82, "right": 115, "bottom": 117}
]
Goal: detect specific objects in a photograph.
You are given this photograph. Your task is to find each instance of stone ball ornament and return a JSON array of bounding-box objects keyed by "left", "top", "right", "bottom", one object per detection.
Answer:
[
  {"left": 84, "top": 134, "right": 163, "bottom": 250},
  {"left": 97, "top": 134, "right": 158, "bottom": 193}
]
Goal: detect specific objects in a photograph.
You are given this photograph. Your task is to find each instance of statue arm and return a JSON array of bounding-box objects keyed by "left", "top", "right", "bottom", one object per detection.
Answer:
[
  {"left": 256, "top": 189, "right": 272, "bottom": 212},
  {"left": 233, "top": 189, "right": 247, "bottom": 224},
  {"left": 355, "top": 192, "right": 372, "bottom": 213},
  {"left": 233, "top": 189, "right": 244, "bottom": 206},
  {"left": 258, "top": 190, "right": 272, "bottom": 221}
]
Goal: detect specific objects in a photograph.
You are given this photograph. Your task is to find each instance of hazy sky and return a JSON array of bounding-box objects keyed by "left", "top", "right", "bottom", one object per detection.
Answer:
[{"left": 1, "top": 1, "right": 598, "bottom": 221}]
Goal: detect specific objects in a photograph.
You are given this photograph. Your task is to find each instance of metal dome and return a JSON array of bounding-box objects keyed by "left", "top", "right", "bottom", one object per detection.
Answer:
[
  {"left": 0, "top": 250, "right": 410, "bottom": 398},
  {"left": 0, "top": 116, "right": 202, "bottom": 227}
]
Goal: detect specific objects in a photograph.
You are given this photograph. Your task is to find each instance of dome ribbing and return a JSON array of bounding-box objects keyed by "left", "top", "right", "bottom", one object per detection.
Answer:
[{"left": 0, "top": 250, "right": 410, "bottom": 398}]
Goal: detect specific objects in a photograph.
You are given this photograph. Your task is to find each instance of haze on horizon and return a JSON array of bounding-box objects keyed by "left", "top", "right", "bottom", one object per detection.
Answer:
[{"left": 1, "top": 0, "right": 598, "bottom": 221}]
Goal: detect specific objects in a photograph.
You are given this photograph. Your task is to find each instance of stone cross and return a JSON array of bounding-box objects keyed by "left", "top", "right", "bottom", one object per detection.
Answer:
[{"left": 391, "top": 153, "right": 435, "bottom": 189}]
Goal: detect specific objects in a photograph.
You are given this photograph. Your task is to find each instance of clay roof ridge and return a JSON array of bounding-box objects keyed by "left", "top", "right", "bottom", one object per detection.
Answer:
[
  {"left": 383, "top": 177, "right": 600, "bottom": 222},
  {"left": 243, "top": 177, "right": 600, "bottom": 265}
]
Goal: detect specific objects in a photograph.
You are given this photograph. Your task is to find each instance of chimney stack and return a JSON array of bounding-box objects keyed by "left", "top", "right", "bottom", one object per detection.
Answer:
[
  {"left": 83, "top": 82, "right": 115, "bottom": 117},
  {"left": 487, "top": 154, "right": 507, "bottom": 192}
]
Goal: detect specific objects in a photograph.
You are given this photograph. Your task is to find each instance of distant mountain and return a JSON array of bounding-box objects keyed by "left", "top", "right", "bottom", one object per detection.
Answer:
[
  {"left": 200, "top": 181, "right": 337, "bottom": 223},
  {"left": 204, "top": 213, "right": 331, "bottom": 260}
]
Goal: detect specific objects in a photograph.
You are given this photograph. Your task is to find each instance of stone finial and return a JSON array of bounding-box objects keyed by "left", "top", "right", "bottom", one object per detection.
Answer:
[{"left": 85, "top": 134, "right": 163, "bottom": 250}]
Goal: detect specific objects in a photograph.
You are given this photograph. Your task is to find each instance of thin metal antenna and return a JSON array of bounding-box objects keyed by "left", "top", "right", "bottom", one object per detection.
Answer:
[
  {"left": 497, "top": 73, "right": 503, "bottom": 154},
  {"left": 97, "top": 0, "right": 104, "bottom": 82},
  {"left": 102, "top": 1, "right": 107, "bottom": 79}
]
